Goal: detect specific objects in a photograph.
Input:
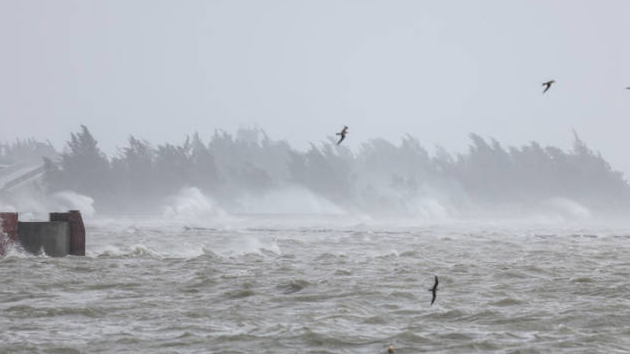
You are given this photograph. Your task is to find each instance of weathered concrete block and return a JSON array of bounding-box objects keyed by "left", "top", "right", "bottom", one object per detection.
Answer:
[
  {"left": 50, "top": 210, "right": 85, "bottom": 256},
  {"left": 17, "top": 221, "right": 71, "bottom": 257}
]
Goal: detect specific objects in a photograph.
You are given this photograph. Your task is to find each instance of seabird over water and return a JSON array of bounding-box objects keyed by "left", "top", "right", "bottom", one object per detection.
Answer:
[
  {"left": 542, "top": 80, "right": 555, "bottom": 94},
  {"left": 430, "top": 275, "right": 438, "bottom": 305},
  {"left": 336, "top": 126, "right": 348, "bottom": 145}
]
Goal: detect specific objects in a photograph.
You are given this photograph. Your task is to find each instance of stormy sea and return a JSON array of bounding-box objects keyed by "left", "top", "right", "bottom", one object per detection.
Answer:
[
  {"left": 2, "top": 129, "right": 630, "bottom": 353},
  {"left": 2, "top": 211, "right": 630, "bottom": 354}
]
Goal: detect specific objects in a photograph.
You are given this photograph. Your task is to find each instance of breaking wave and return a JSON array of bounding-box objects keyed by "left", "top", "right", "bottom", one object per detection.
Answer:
[
  {"left": 542, "top": 197, "right": 592, "bottom": 220},
  {"left": 162, "top": 187, "right": 226, "bottom": 220},
  {"left": 50, "top": 191, "right": 96, "bottom": 218},
  {"left": 0, "top": 189, "right": 95, "bottom": 219},
  {"left": 404, "top": 197, "right": 451, "bottom": 220},
  {"left": 234, "top": 185, "right": 345, "bottom": 214}
]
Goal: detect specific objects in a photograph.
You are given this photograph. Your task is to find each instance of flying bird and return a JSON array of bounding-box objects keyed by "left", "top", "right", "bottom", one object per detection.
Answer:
[
  {"left": 542, "top": 80, "right": 555, "bottom": 94},
  {"left": 429, "top": 275, "right": 438, "bottom": 305},
  {"left": 336, "top": 126, "right": 348, "bottom": 145},
  {"left": 626, "top": 86, "right": 630, "bottom": 90}
]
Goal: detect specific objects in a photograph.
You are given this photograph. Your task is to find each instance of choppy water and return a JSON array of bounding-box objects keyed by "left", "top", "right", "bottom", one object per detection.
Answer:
[{"left": 2, "top": 215, "right": 630, "bottom": 353}]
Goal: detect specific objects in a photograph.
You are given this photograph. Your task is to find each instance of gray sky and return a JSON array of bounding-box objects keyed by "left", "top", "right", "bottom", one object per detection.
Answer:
[{"left": 1, "top": 1, "right": 629, "bottom": 172}]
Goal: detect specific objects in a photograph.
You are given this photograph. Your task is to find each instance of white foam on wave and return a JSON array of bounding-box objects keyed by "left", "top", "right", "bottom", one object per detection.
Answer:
[
  {"left": 238, "top": 234, "right": 281, "bottom": 255},
  {"left": 0, "top": 240, "right": 32, "bottom": 259},
  {"left": 88, "top": 240, "right": 207, "bottom": 259},
  {"left": 88, "top": 234, "right": 278, "bottom": 260}
]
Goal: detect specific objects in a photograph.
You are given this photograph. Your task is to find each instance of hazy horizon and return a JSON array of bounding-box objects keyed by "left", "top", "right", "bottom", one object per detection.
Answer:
[
  {"left": 1, "top": 1, "right": 629, "bottom": 171},
  {"left": 2, "top": 124, "right": 628, "bottom": 224}
]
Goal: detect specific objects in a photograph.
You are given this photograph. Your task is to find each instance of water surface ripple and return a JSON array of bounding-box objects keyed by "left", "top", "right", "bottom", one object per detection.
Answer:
[{"left": 2, "top": 217, "right": 630, "bottom": 353}]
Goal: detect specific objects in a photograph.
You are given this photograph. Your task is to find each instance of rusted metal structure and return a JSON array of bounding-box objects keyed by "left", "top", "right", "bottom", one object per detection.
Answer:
[{"left": 0, "top": 212, "right": 18, "bottom": 256}]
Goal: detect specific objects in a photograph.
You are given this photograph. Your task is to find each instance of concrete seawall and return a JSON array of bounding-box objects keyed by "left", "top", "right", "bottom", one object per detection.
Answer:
[
  {"left": 0, "top": 211, "right": 85, "bottom": 257},
  {"left": 18, "top": 221, "right": 71, "bottom": 257}
]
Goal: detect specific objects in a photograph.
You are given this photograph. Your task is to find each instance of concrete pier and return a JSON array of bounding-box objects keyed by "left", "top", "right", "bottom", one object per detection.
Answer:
[
  {"left": 0, "top": 211, "right": 85, "bottom": 257},
  {"left": 17, "top": 221, "right": 71, "bottom": 257}
]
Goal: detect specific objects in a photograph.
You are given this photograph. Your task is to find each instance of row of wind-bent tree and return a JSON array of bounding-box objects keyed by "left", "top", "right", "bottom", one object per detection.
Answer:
[
  {"left": 0, "top": 139, "right": 57, "bottom": 165},
  {"left": 40, "top": 125, "right": 630, "bottom": 213}
]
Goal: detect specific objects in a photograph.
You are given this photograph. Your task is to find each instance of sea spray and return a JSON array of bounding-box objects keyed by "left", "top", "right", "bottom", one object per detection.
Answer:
[
  {"left": 234, "top": 185, "right": 345, "bottom": 214},
  {"left": 162, "top": 187, "right": 226, "bottom": 220},
  {"left": 404, "top": 196, "right": 450, "bottom": 220},
  {"left": 0, "top": 189, "right": 95, "bottom": 219},
  {"left": 542, "top": 197, "right": 592, "bottom": 221},
  {"left": 51, "top": 191, "right": 96, "bottom": 218}
]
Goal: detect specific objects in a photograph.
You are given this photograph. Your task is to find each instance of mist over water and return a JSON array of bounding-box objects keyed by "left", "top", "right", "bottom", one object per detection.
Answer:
[
  {"left": 234, "top": 185, "right": 345, "bottom": 215},
  {"left": 162, "top": 187, "right": 226, "bottom": 221},
  {"left": 3, "top": 128, "right": 630, "bottom": 353},
  {"left": 4, "top": 126, "right": 628, "bottom": 219},
  {"left": 0, "top": 189, "right": 95, "bottom": 221}
]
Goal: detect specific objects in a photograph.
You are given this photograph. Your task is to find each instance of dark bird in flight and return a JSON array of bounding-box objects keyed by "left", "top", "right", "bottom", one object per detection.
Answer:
[
  {"left": 626, "top": 86, "right": 630, "bottom": 90},
  {"left": 429, "top": 275, "right": 438, "bottom": 305},
  {"left": 336, "top": 126, "right": 348, "bottom": 145},
  {"left": 542, "top": 80, "right": 555, "bottom": 94}
]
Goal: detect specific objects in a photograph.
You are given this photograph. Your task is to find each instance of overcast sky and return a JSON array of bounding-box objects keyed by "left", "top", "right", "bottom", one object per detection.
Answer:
[{"left": 1, "top": 1, "right": 629, "bottom": 172}]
